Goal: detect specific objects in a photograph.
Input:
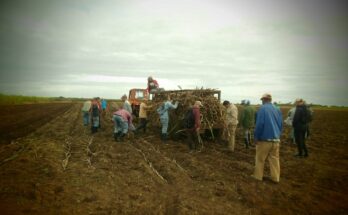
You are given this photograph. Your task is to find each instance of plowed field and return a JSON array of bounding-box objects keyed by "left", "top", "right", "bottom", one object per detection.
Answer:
[{"left": 0, "top": 103, "right": 347, "bottom": 214}]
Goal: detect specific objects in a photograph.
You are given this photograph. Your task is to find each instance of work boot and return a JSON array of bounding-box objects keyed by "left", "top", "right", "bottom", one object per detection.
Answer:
[
  {"left": 120, "top": 133, "right": 125, "bottom": 142},
  {"left": 115, "top": 132, "right": 122, "bottom": 142},
  {"left": 244, "top": 138, "right": 249, "bottom": 149},
  {"left": 91, "top": 127, "right": 97, "bottom": 134},
  {"left": 248, "top": 133, "right": 254, "bottom": 147},
  {"left": 296, "top": 143, "right": 302, "bottom": 156},
  {"left": 294, "top": 153, "right": 303, "bottom": 158},
  {"left": 162, "top": 133, "right": 168, "bottom": 144}
]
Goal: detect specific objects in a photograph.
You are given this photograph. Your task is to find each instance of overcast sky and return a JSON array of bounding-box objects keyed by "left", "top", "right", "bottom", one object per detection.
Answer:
[{"left": 0, "top": 0, "right": 347, "bottom": 105}]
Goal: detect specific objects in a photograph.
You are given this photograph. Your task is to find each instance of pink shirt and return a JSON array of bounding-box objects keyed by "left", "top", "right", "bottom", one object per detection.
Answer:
[{"left": 113, "top": 109, "right": 132, "bottom": 123}]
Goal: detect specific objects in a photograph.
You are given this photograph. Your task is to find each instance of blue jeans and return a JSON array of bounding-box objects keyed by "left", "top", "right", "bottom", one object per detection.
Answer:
[
  {"left": 160, "top": 116, "right": 169, "bottom": 134},
  {"left": 91, "top": 116, "right": 100, "bottom": 128},
  {"left": 82, "top": 112, "right": 89, "bottom": 126},
  {"left": 113, "top": 115, "right": 128, "bottom": 134}
]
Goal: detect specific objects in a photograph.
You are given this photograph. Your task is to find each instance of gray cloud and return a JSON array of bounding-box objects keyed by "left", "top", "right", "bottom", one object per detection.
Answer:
[{"left": 0, "top": 0, "right": 347, "bottom": 105}]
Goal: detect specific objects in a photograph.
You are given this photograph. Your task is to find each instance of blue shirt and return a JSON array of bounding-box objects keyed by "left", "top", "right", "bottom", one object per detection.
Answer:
[
  {"left": 254, "top": 103, "right": 283, "bottom": 141},
  {"left": 101, "top": 100, "right": 107, "bottom": 109}
]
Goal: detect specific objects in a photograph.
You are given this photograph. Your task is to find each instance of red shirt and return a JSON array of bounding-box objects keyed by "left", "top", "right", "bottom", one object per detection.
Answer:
[
  {"left": 147, "top": 79, "right": 159, "bottom": 92},
  {"left": 193, "top": 106, "right": 201, "bottom": 129}
]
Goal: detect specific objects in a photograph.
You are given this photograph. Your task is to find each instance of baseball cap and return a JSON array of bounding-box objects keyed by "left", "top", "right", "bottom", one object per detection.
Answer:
[
  {"left": 260, "top": 93, "right": 272, "bottom": 100},
  {"left": 222, "top": 100, "right": 230, "bottom": 106}
]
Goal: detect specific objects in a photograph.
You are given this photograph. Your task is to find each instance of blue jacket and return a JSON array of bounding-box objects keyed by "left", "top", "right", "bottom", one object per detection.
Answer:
[
  {"left": 157, "top": 101, "right": 178, "bottom": 119},
  {"left": 254, "top": 103, "right": 282, "bottom": 141}
]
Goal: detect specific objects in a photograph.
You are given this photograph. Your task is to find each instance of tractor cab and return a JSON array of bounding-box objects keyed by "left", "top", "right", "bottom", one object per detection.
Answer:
[{"left": 128, "top": 88, "right": 148, "bottom": 117}]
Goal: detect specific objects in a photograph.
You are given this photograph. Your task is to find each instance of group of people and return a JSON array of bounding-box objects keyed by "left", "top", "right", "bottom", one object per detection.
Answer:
[
  {"left": 81, "top": 76, "right": 160, "bottom": 139},
  {"left": 81, "top": 97, "right": 108, "bottom": 133},
  {"left": 221, "top": 99, "right": 256, "bottom": 152},
  {"left": 81, "top": 76, "right": 313, "bottom": 184},
  {"left": 221, "top": 93, "right": 283, "bottom": 183},
  {"left": 222, "top": 93, "right": 313, "bottom": 183}
]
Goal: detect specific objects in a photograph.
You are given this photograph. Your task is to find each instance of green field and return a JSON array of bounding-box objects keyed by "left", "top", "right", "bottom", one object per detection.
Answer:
[{"left": 0, "top": 94, "right": 74, "bottom": 105}]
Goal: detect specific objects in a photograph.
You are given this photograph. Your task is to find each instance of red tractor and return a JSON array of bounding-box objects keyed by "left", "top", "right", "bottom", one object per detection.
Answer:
[{"left": 128, "top": 88, "right": 148, "bottom": 117}]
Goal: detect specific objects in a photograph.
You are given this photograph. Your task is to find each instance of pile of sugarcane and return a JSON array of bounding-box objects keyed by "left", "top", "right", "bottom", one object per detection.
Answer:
[{"left": 147, "top": 89, "right": 226, "bottom": 138}]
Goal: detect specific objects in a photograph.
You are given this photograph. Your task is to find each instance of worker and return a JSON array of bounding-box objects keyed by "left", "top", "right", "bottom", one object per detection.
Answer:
[
  {"left": 293, "top": 98, "right": 310, "bottom": 158},
  {"left": 223, "top": 100, "right": 238, "bottom": 151},
  {"left": 101, "top": 98, "right": 107, "bottom": 114},
  {"left": 240, "top": 100, "right": 256, "bottom": 149},
  {"left": 157, "top": 95, "right": 178, "bottom": 143},
  {"left": 147, "top": 76, "right": 159, "bottom": 94},
  {"left": 81, "top": 99, "right": 92, "bottom": 126},
  {"left": 90, "top": 97, "right": 102, "bottom": 133},
  {"left": 185, "top": 101, "right": 203, "bottom": 152},
  {"left": 121, "top": 94, "right": 132, "bottom": 115},
  {"left": 285, "top": 102, "right": 297, "bottom": 145},
  {"left": 252, "top": 93, "right": 283, "bottom": 183},
  {"left": 112, "top": 107, "right": 132, "bottom": 142},
  {"left": 135, "top": 97, "right": 152, "bottom": 134}
]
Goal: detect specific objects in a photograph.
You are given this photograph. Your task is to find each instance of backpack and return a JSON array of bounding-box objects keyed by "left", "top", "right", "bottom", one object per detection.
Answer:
[
  {"left": 91, "top": 104, "right": 99, "bottom": 117},
  {"left": 184, "top": 108, "right": 195, "bottom": 129}
]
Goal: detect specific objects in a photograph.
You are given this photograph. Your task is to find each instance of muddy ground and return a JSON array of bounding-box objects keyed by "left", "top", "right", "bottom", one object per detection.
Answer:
[{"left": 0, "top": 103, "right": 347, "bottom": 214}]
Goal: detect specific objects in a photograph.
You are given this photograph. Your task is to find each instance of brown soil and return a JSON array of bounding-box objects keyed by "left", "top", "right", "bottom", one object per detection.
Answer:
[
  {"left": 0, "top": 103, "right": 347, "bottom": 214},
  {"left": 0, "top": 103, "right": 72, "bottom": 144}
]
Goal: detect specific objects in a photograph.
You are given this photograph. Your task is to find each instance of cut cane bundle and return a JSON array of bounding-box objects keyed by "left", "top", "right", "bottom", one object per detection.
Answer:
[{"left": 147, "top": 89, "right": 225, "bottom": 139}]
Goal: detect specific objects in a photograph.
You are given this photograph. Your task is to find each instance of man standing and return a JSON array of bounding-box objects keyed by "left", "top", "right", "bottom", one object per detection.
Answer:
[
  {"left": 90, "top": 98, "right": 102, "bottom": 133},
  {"left": 223, "top": 100, "right": 238, "bottom": 151},
  {"left": 101, "top": 98, "right": 107, "bottom": 114},
  {"left": 186, "top": 101, "right": 203, "bottom": 152},
  {"left": 81, "top": 100, "right": 92, "bottom": 126},
  {"left": 240, "top": 100, "right": 256, "bottom": 149},
  {"left": 252, "top": 93, "right": 283, "bottom": 183},
  {"left": 121, "top": 94, "right": 132, "bottom": 115},
  {"left": 157, "top": 95, "right": 178, "bottom": 143},
  {"left": 285, "top": 102, "right": 297, "bottom": 145},
  {"left": 293, "top": 99, "right": 309, "bottom": 158},
  {"left": 135, "top": 98, "right": 152, "bottom": 134}
]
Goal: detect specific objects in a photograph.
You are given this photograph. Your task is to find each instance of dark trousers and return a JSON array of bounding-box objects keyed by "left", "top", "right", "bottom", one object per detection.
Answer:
[
  {"left": 136, "top": 118, "right": 148, "bottom": 133},
  {"left": 294, "top": 127, "right": 308, "bottom": 156},
  {"left": 186, "top": 130, "right": 198, "bottom": 150}
]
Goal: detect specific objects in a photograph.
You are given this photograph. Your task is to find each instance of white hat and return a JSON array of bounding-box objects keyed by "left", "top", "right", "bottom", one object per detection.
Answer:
[
  {"left": 260, "top": 93, "right": 272, "bottom": 100},
  {"left": 195, "top": 101, "right": 203, "bottom": 107}
]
